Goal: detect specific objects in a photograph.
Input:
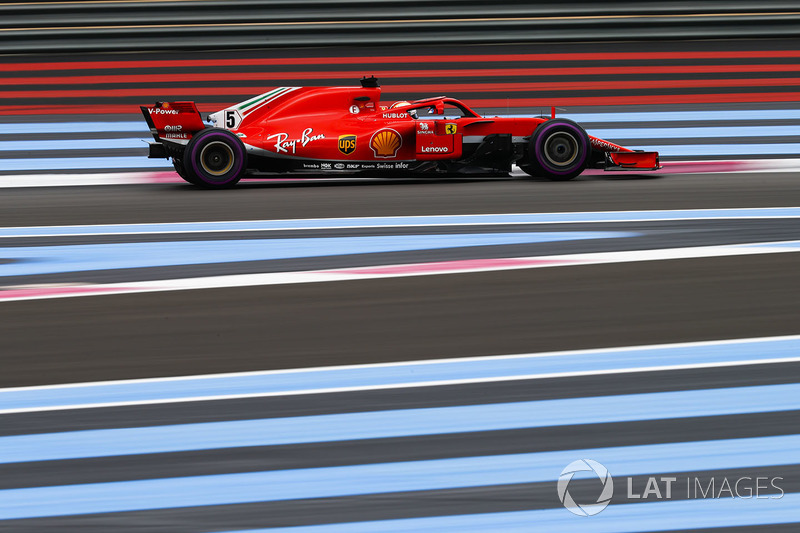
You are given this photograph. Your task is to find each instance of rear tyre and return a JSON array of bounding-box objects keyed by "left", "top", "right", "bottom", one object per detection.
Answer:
[
  {"left": 526, "top": 119, "right": 590, "bottom": 181},
  {"left": 172, "top": 158, "right": 201, "bottom": 185},
  {"left": 184, "top": 128, "right": 247, "bottom": 189}
]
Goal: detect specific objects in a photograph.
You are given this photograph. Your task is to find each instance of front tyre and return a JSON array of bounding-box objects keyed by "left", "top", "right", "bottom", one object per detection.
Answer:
[
  {"left": 184, "top": 129, "right": 247, "bottom": 188},
  {"left": 526, "top": 119, "right": 590, "bottom": 181}
]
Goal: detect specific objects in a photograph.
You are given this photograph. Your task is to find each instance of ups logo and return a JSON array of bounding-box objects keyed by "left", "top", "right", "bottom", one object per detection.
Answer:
[{"left": 338, "top": 135, "right": 357, "bottom": 155}]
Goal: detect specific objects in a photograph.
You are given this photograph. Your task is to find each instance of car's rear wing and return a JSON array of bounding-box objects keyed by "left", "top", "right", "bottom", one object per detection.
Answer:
[{"left": 140, "top": 101, "right": 207, "bottom": 158}]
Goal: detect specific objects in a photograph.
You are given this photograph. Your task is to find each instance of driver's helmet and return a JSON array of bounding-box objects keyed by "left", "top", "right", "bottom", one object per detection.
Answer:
[{"left": 390, "top": 101, "right": 417, "bottom": 119}]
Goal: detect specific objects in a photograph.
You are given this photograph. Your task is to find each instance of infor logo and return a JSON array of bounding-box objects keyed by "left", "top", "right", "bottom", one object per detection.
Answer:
[
  {"left": 557, "top": 459, "right": 614, "bottom": 516},
  {"left": 338, "top": 135, "right": 357, "bottom": 155}
]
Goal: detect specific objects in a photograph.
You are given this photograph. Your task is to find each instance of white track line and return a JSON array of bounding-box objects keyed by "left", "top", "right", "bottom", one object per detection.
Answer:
[
  {"left": 1, "top": 239, "right": 798, "bottom": 303},
  {"left": 1, "top": 335, "right": 799, "bottom": 414},
  {"left": 2, "top": 207, "right": 800, "bottom": 239}
]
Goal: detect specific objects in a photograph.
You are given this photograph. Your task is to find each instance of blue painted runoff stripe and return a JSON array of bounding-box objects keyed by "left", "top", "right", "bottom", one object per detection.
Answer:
[
  {"left": 627, "top": 144, "right": 800, "bottom": 157},
  {"left": 752, "top": 241, "right": 800, "bottom": 248},
  {"left": 0, "top": 138, "right": 148, "bottom": 151},
  {"left": 0, "top": 434, "right": 797, "bottom": 520},
  {"left": 2, "top": 383, "right": 799, "bottom": 464},
  {"left": 2, "top": 110, "right": 799, "bottom": 135},
  {"left": 0, "top": 231, "right": 634, "bottom": 277},
  {"left": 2, "top": 335, "right": 799, "bottom": 413},
  {"left": 588, "top": 125, "right": 800, "bottom": 140},
  {"left": 3, "top": 129, "right": 797, "bottom": 148},
  {"left": 0, "top": 157, "right": 168, "bottom": 171},
  {"left": 0, "top": 122, "right": 147, "bottom": 134},
  {"left": 213, "top": 494, "right": 800, "bottom": 533},
  {"left": 1, "top": 208, "right": 799, "bottom": 239},
  {"left": 530, "top": 109, "right": 800, "bottom": 123}
]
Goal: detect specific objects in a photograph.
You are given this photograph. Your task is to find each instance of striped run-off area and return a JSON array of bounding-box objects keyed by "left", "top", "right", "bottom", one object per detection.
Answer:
[
  {"left": 1, "top": 39, "right": 800, "bottom": 175},
  {"left": 3, "top": 39, "right": 800, "bottom": 114},
  {"left": 1, "top": 336, "right": 799, "bottom": 531}
]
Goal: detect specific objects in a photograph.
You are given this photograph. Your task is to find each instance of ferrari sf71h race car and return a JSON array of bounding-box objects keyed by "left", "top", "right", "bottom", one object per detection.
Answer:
[{"left": 142, "top": 76, "right": 659, "bottom": 188}]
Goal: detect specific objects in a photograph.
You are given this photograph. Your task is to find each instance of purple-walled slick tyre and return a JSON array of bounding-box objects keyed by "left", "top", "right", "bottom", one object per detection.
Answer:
[
  {"left": 525, "top": 119, "right": 590, "bottom": 181},
  {"left": 173, "top": 158, "right": 201, "bottom": 186},
  {"left": 184, "top": 128, "right": 247, "bottom": 188}
]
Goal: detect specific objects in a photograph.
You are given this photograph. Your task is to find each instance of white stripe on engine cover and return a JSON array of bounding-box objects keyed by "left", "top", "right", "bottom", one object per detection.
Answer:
[{"left": 242, "top": 87, "right": 299, "bottom": 116}]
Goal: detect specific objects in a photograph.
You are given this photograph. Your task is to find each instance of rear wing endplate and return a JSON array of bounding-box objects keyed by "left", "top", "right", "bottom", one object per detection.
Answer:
[{"left": 140, "top": 101, "right": 206, "bottom": 142}]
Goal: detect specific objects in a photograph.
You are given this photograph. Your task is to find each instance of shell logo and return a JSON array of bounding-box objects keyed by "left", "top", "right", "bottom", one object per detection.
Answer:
[{"left": 370, "top": 128, "right": 402, "bottom": 158}]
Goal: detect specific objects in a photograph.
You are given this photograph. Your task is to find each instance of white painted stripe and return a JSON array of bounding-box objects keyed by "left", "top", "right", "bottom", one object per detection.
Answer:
[
  {"left": 0, "top": 172, "right": 162, "bottom": 188},
  {"left": 0, "top": 157, "right": 170, "bottom": 171},
  {"left": 2, "top": 208, "right": 799, "bottom": 238},
  {"left": 736, "top": 158, "right": 800, "bottom": 173},
  {"left": 1, "top": 240, "right": 798, "bottom": 303},
  {"left": 3, "top": 159, "right": 800, "bottom": 189},
  {"left": 1, "top": 335, "right": 798, "bottom": 414},
  {"left": 1, "top": 358, "right": 798, "bottom": 416}
]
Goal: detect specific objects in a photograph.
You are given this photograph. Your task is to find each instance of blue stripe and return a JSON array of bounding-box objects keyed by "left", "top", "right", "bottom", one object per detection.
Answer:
[
  {"left": 2, "top": 383, "right": 800, "bottom": 464},
  {"left": 0, "top": 231, "right": 634, "bottom": 277},
  {"left": 2, "top": 110, "right": 799, "bottom": 135},
  {"left": 752, "top": 241, "right": 800, "bottom": 248},
  {"left": 0, "top": 138, "right": 148, "bottom": 151},
  {"left": 212, "top": 494, "right": 800, "bottom": 533},
  {"left": 1, "top": 208, "right": 799, "bottom": 238},
  {"left": 2, "top": 335, "right": 799, "bottom": 412},
  {"left": 0, "top": 122, "right": 147, "bottom": 134},
  {"left": 0, "top": 434, "right": 797, "bottom": 520},
  {"left": 2, "top": 128, "right": 796, "bottom": 150},
  {"left": 545, "top": 109, "right": 800, "bottom": 123},
  {"left": 625, "top": 144, "right": 800, "bottom": 156},
  {"left": 589, "top": 125, "right": 800, "bottom": 139}
]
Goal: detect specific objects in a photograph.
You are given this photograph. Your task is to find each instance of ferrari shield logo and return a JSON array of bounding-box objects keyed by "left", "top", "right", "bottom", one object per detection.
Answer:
[
  {"left": 445, "top": 123, "right": 457, "bottom": 135},
  {"left": 338, "top": 134, "right": 357, "bottom": 155}
]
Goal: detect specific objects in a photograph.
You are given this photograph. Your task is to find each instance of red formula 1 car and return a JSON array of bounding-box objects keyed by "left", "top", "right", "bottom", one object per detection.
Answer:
[{"left": 142, "top": 77, "right": 659, "bottom": 188}]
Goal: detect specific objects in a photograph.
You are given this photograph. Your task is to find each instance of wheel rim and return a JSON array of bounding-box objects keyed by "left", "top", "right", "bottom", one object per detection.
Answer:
[
  {"left": 199, "top": 141, "right": 234, "bottom": 177},
  {"left": 543, "top": 131, "right": 579, "bottom": 168}
]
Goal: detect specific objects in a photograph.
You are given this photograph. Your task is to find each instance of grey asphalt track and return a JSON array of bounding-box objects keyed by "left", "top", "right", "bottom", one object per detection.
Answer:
[
  {"left": 1, "top": 171, "right": 799, "bottom": 386},
  {"left": 1, "top": 171, "right": 799, "bottom": 532},
  {"left": 2, "top": 172, "right": 799, "bottom": 227}
]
